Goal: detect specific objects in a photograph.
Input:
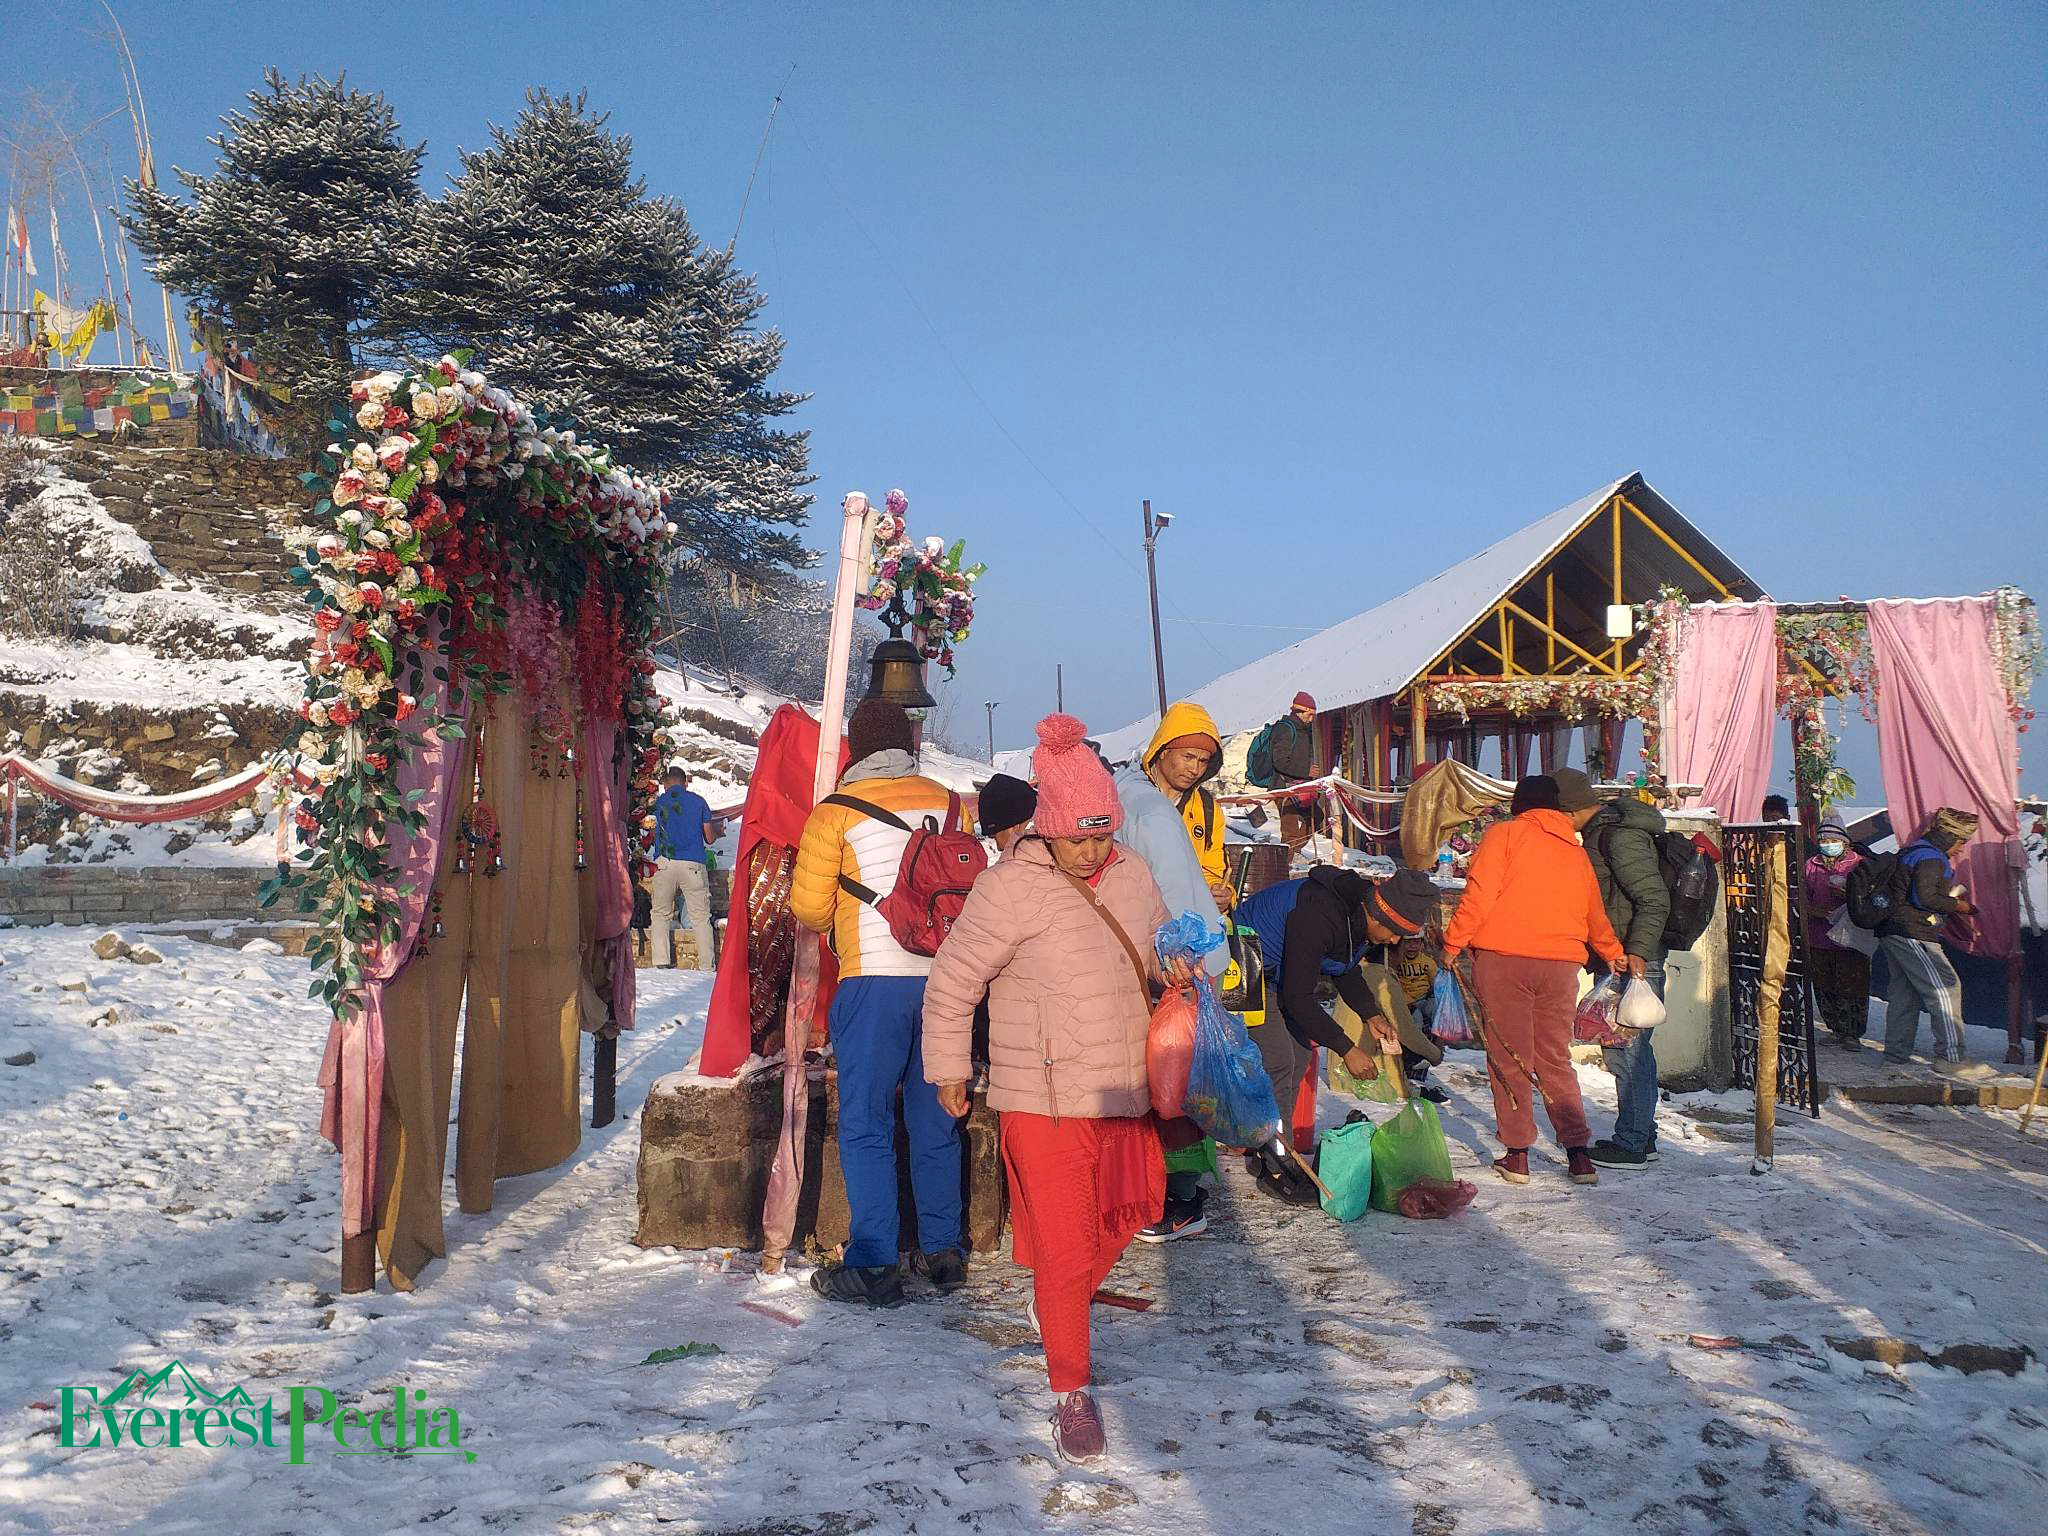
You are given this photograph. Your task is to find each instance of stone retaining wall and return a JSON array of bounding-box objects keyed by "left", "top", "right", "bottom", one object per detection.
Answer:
[{"left": 0, "top": 864, "right": 269, "bottom": 927}]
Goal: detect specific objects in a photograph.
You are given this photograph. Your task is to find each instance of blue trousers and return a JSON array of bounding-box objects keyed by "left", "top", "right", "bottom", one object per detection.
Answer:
[
  {"left": 1604, "top": 963, "right": 1664, "bottom": 1155},
  {"left": 831, "top": 975, "right": 962, "bottom": 1267}
]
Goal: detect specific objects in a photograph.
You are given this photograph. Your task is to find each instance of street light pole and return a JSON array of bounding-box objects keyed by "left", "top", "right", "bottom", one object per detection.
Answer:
[
  {"left": 1141, "top": 499, "right": 1171, "bottom": 716},
  {"left": 984, "top": 700, "right": 999, "bottom": 762}
]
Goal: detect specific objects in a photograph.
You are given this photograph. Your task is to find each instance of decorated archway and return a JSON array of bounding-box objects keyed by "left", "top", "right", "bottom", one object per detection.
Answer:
[{"left": 270, "top": 354, "right": 677, "bottom": 1292}]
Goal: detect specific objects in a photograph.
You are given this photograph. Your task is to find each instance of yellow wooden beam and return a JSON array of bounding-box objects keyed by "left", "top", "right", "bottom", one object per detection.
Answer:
[
  {"left": 1500, "top": 597, "right": 1623, "bottom": 676},
  {"left": 1499, "top": 605, "right": 1515, "bottom": 677},
  {"left": 1546, "top": 572, "right": 1557, "bottom": 672},
  {"left": 1611, "top": 496, "right": 1625, "bottom": 670},
  {"left": 1621, "top": 495, "right": 1735, "bottom": 601}
]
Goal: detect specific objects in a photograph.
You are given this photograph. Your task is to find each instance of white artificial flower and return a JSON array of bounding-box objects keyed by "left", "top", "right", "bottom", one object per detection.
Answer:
[
  {"left": 366, "top": 469, "right": 390, "bottom": 492},
  {"left": 397, "top": 567, "right": 419, "bottom": 591},
  {"left": 419, "top": 456, "right": 440, "bottom": 484},
  {"left": 365, "top": 530, "right": 391, "bottom": 549},
  {"left": 350, "top": 442, "right": 376, "bottom": 472},
  {"left": 339, "top": 589, "right": 364, "bottom": 614},
  {"left": 338, "top": 509, "right": 365, "bottom": 528},
  {"left": 355, "top": 400, "right": 385, "bottom": 430}
]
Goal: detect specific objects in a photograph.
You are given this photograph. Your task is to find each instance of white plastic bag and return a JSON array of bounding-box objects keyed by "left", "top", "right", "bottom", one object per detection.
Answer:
[
  {"left": 1618, "top": 976, "right": 1667, "bottom": 1031},
  {"left": 1826, "top": 905, "right": 1879, "bottom": 958}
]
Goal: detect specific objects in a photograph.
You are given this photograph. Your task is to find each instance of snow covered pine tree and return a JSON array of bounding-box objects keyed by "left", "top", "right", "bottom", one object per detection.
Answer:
[
  {"left": 123, "top": 71, "right": 425, "bottom": 451},
  {"left": 384, "top": 90, "right": 813, "bottom": 580}
]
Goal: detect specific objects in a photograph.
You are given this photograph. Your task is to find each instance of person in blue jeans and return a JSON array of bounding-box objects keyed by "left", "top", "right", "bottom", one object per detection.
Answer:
[{"left": 1555, "top": 770, "right": 1668, "bottom": 1171}]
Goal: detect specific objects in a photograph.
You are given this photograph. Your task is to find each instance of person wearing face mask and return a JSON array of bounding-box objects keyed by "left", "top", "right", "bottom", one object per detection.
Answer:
[
  {"left": 1803, "top": 816, "right": 1870, "bottom": 1045},
  {"left": 923, "top": 713, "right": 1193, "bottom": 1466}
]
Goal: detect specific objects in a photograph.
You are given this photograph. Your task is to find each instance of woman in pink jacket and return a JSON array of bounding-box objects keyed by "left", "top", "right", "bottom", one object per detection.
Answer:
[{"left": 925, "top": 714, "right": 1191, "bottom": 1466}]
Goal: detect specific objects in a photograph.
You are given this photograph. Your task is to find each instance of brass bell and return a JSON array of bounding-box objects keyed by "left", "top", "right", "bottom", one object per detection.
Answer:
[{"left": 864, "top": 637, "right": 936, "bottom": 709}]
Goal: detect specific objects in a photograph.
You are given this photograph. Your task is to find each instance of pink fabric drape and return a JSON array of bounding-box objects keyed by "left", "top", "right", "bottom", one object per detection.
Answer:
[
  {"left": 1668, "top": 602, "right": 1779, "bottom": 823},
  {"left": 1867, "top": 598, "right": 2021, "bottom": 958},
  {"left": 318, "top": 667, "right": 470, "bottom": 1239},
  {"left": 583, "top": 715, "right": 637, "bottom": 1031}
]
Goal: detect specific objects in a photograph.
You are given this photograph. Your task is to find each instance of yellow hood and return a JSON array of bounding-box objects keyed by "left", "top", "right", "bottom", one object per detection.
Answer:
[{"left": 1142, "top": 701, "right": 1224, "bottom": 781}]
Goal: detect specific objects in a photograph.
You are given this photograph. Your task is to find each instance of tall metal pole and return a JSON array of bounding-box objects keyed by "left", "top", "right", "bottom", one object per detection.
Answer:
[
  {"left": 984, "top": 701, "right": 998, "bottom": 762},
  {"left": 1142, "top": 500, "right": 1168, "bottom": 715},
  {"left": 1056, "top": 663, "right": 1063, "bottom": 713}
]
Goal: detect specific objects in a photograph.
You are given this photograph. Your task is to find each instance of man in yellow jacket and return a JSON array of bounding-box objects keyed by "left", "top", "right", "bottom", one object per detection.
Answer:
[
  {"left": 792, "top": 697, "right": 968, "bottom": 1307},
  {"left": 1116, "top": 700, "right": 1233, "bottom": 1242},
  {"left": 1138, "top": 701, "right": 1233, "bottom": 912}
]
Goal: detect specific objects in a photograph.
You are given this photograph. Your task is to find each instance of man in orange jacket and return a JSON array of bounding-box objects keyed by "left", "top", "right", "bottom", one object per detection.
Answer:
[{"left": 792, "top": 697, "right": 969, "bottom": 1307}]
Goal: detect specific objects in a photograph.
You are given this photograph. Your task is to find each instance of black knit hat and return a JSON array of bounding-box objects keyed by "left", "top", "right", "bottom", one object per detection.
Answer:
[
  {"left": 1365, "top": 867, "right": 1439, "bottom": 938},
  {"left": 847, "top": 696, "right": 915, "bottom": 764},
  {"left": 977, "top": 774, "right": 1036, "bottom": 839}
]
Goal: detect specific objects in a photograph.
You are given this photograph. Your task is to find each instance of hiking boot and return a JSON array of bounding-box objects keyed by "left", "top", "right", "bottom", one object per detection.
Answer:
[
  {"left": 1134, "top": 1193, "right": 1209, "bottom": 1244},
  {"left": 1252, "top": 1162, "right": 1320, "bottom": 1206},
  {"left": 1414, "top": 1081, "right": 1451, "bottom": 1105},
  {"left": 1567, "top": 1148, "right": 1600, "bottom": 1185},
  {"left": 912, "top": 1248, "right": 967, "bottom": 1292},
  {"left": 1589, "top": 1139, "right": 1648, "bottom": 1171},
  {"left": 809, "top": 1262, "right": 904, "bottom": 1308},
  {"left": 1051, "top": 1390, "right": 1106, "bottom": 1464},
  {"left": 1492, "top": 1149, "right": 1530, "bottom": 1185}
]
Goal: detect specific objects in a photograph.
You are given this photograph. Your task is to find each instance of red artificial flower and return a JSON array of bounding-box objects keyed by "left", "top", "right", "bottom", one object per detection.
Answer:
[
  {"left": 297, "top": 700, "right": 313, "bottom": 719},
  {"left": 382, "top": 406, "right": 409, "bottom": 429},
  {"left": 313, "top": 608, "right": 344, "bottom": 633},
  {"left": 378, "top": 551, "right": 401, "bottom": 577},
  {"left": 332, "top": 641, "right": 360, "bottom": 666},
  {"left": 365, "top": 753, "right": 389, "bottom": 773},
  {"left": 351, "top": 620, "right": 370, "bottom": 641},
  {"left": 395, "top": 693, "right": 417, "bottom": 721},
  {"left": 295, "top": 809, "right": 320, "bottom": 833},
  {"left": 396, "top": 598, "right": 418, "bottom": 623},
  {"left": 355, "top": 553, "right": 381, "bottom": 576},
  {"left": 329, "top": 700, "right": 357, "bottom": 726},
  {"left": 350, "top": 381, "right": 370, "bottom": 403}
]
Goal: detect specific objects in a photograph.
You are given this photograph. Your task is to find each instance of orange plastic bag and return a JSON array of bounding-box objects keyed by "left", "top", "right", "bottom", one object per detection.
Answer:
[{"left": 1147, "top": 985, "right": 1199, "bottom": 1118}]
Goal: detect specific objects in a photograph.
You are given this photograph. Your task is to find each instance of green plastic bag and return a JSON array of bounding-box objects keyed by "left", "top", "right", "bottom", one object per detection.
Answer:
[
  {"left": 1329, "top": 1053, "right": 1405, "bottom": 1104},
  {"left": 1163, "top": 1136, "right": 1218, "bottom": 1178},
  {"left": 1368, "top": 1099, "right": 1455, "bottom": 1214},
  {"left": 1316, "top": 1119, "right": 1375, "bottom": 1221}
]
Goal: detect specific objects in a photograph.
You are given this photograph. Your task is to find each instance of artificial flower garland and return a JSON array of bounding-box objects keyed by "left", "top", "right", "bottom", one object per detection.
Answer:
[
  {"left": 856, "top": 488, "right": 985, "bottom": 673},
  {"left": 266, "top": 354, "right": 677, "bottom": 1015}
]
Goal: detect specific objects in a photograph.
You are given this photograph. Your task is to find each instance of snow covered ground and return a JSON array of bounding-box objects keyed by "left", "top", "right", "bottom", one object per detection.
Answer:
[{"left": 3, "top": 925, "right": 2046, "bottom": 1535}]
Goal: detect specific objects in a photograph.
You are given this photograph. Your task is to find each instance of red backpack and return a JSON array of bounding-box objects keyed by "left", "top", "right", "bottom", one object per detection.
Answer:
[{"left": 823, "top": 791, "right": 989, "bottom": 956}]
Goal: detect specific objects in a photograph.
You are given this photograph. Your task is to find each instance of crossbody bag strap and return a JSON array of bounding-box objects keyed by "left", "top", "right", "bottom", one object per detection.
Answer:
[
  {"left": 1055, "top": 868, "right": 1151, "bottom": 1001},
  {"left": 821, "top": 793, "right": 913, "bottom": 906}
]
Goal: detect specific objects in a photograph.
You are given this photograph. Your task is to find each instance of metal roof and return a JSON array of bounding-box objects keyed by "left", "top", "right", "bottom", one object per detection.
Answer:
[{"left": 1096, "top": 473, "right": 1763, "bottom": 761}]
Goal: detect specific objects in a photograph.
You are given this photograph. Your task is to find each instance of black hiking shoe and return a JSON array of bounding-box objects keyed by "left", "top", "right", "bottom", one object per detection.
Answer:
[
  {"left": 911, "top": 1248, "right": 967, "bottom": 1293},
  {"left": 810, "top": 1262, "right": 905, "bottom": 1307},
  {"left": 1414, "top": 1081, "right": 1451, "bottom": 1105},
  {"left": 1589, "top": 1139, "right": 1649, "bottom": 1171}
]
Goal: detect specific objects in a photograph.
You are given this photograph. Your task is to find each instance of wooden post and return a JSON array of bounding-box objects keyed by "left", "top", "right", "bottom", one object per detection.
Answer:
[
  {"left": 1752, "top": 839, "right": 1790, "bottom": 1174},
  {"left": 592, "top": 1033, "right": 618, "bottom": 1128},
  {"left": 1409, "top": 687, "right": 1428, "bottom": 776},
  {"left": 760, "top": 491, "right": 871, "bottom": 1273},
  {"left": 2021, "top": 1029, "right": 2048, "bottom": 1133},
  {"left": 341, "top": 1232, "right": 375, "bottom": 1293}
]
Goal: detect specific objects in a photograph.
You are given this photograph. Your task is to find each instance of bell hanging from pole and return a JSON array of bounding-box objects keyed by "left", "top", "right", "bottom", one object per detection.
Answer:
[{"left": 864, "top": 637, "right": 937, "bottom": 710}]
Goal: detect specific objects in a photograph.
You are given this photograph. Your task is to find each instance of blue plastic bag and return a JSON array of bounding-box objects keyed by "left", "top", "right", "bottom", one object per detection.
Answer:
[
  {"left": 1316, "top": 1118, "right": 1375, "bottom": 1221},
  {"left": 1157, "top": 911, "right": 1282, "bottom": 1148},
  {"left": 1428, "top": 967, "right": 1474, "bottom": 1045}
]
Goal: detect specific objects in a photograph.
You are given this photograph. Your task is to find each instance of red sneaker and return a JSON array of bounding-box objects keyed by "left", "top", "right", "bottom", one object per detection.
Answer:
[
  {"left": 1051, "top": 1390, "right": 1106, "bottom": 1463},
  {"left": 1492, "top": 1149, "right": 1530, "bottom": 1185},
  {"left": 1567, "top": 1147, "right": 1600, "bottom": 1185}
]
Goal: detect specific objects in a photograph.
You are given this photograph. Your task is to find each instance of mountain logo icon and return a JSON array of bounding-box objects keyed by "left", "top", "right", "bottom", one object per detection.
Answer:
[{"left": 102, "top": 1361, "right": 253, "bottom": 1409}]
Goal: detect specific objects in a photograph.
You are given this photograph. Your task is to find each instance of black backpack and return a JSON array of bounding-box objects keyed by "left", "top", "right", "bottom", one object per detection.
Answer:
[
  {"left": 1846, "top": 850, "right": 1911, "bottom": 930},
  {"left": 1593, "top": 822, "right": 1720, "bottom": 952}
]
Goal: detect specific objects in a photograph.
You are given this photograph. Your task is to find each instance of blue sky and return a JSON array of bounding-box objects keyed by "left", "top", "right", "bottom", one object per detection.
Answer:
[{"left": 11, "top": 2, "right": 2046, "bottom": 788}]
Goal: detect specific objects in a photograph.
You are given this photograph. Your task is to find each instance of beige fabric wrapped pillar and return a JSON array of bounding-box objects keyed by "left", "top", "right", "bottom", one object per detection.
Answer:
[
  {"left": 374, "top": 738, "right": 476, "bottom": 1291},
  {"left": 457, "top": 703, "right": 526, "bottom": 1210},
  {"left": 495, "top": 684, "right": 583, "bottom": 1176}
]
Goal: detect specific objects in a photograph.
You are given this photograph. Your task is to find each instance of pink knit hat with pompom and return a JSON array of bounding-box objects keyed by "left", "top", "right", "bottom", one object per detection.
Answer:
[{"left": 1030, "top": 713, "right": 1123, "bottom": 839}]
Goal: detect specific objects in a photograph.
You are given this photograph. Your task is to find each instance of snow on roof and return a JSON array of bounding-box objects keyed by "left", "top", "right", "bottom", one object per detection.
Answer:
[{"left": 1095, "top": 474, "right": 1759, "bottom": 761}]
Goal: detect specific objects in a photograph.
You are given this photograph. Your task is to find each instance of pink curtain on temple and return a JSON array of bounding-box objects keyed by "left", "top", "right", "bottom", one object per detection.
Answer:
[
  {"left": 1867, "top": 597, "right": 2021, "bottom": 958},
  {"left": 583, "top": 715, "right": 636, "bottom": 1031},
  {"left": 1667, "top": 602, "right": 1779, "bottom": 822},
  {"left": 319, "top": 666, "right": 469, "bottom": 1240}
]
